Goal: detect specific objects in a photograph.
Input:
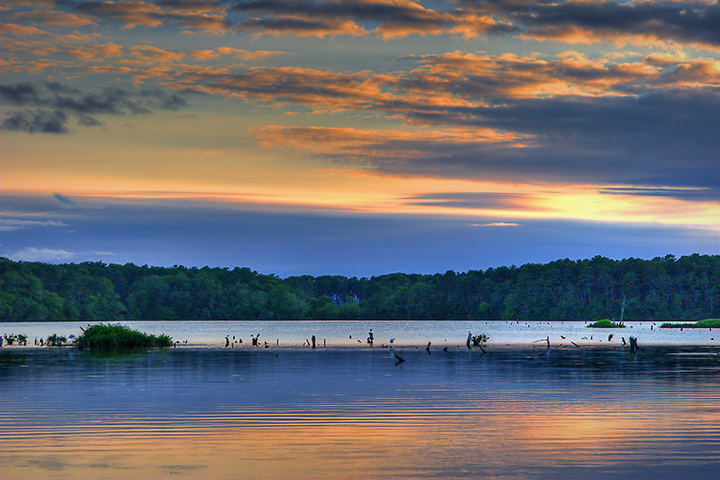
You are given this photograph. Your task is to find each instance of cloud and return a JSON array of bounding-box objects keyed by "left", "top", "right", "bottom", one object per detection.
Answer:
[
  {"left": 405, "top": 192, "right": 530, "bottom": 210},
  {"left": 237, "top": 15, "right": 368, "bottom": 37},
  {"left": 231, "top": 0, "right": 514, "bottom": 39},
  {"left": 0, "top": 81, "right": 189, "bottom": 134},
  {"left": 499, "top": 0, "right": 720, "bottom": 50},
  {"left": 196, "top": 52, "right": 718, "bottom": 119},
  {"left": 206, "top": 67, "right": 393, "bottom": 110},
  {"left": 243, "top": 65, "right": 718, "bottom": 191},
  {"left": 53, "top": 193, "right": 106, "bottom": 209},
  {"left": 254, "top": 125, "right": 526, "bottom": 163},
  {"left": 394, "top": 88, "right": 720, "bottom": 189},
  {"left": 5, "top": 0, "right": 718, "bottom": 49},
  {"left": 54, "top": 193, "right": 81, "bottom": 208},
  {"left": 472, "top": 222, "right": 520, "bottom": 227},
  {"left": 156, "top": 0, "right": 225, "bottom": 13},
  {"left": 394, "top": 51, "right": 720, "bottom": 101},
  {"left": 10, "top": 9, "right": 98, "bottom": 26},
  {"left": 600, "top": 187, "right": 720, "bottom": 202},
  {"left": 8, "top": 247, "right": 75, "bottom": 262},
  {"left": 1, "top": 23, "right": 52, "bottom": 36},
  {"left": 2, "top": 0, "right": 56, "bottom": 7},
  {"left": 0, "top": 219, "right": 69, "bottom": 231},
  {"left": 1, "top": 110, "right": 70, "bottom": 134},
  {"left": 227, "top": 0, "right": 719, "bottom": 48},
  {"left": 73, "top": 0, "right": 231, "bottom": 33}
]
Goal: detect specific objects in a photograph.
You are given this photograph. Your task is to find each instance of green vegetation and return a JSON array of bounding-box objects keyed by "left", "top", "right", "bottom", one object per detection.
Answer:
[
  {"left": 587, "top": 319, "right": 626, "bottom": 328},
  {"left": 75, "top": 324, "right": 173, "bottom": 350},
  {"left": 46, "top": 334, "right": 67, "bottom": 346},
  {"left": 3, "top": 334, "right": 27, "bottom": 345},
  {"left": 1, "top": 254, "right": 718, "bottom": 321},
  {"left": 660, "top": 318, "right": 720, "bottom": 328}
]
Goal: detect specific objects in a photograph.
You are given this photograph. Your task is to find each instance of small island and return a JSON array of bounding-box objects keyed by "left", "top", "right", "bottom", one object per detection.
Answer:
[
  {"left": 587, "top": 319, "right": 625, "bottom": 328},
  {"left": 75, "top": 324, "right": 173, "bottom": 351}
]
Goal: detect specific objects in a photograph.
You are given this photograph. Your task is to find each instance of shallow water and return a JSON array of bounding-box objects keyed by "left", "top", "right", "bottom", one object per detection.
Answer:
[
  {"left": 1, "top": 335, "right": 719, "bottom": 479},
  {"left": 2, "top": 320, "right": 718, "bottom": 348}
]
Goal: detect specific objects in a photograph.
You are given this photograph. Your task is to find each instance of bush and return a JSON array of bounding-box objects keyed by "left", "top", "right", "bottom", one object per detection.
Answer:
[
  {"left": 2, "top": 334, "right": 28, "bottom": 345},
  {"left": 46, "top": 334, "right": 67, "bottom": 346},
  {"left": 587, "top": 319, "right": 625, "bottom": 328},
  {"left": 76, "top": 324, "right": 173, "bottom": 351}
]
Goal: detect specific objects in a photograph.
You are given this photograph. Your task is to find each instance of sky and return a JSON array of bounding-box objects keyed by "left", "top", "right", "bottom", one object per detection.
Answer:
[{"left": 1, "top": 0, "right": 719, "bottom": 277}]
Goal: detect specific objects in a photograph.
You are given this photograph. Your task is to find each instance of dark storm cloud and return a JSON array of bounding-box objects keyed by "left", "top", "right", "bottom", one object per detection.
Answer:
[{"left": 1, "top": 81, "right": 189, "bottom": 134}]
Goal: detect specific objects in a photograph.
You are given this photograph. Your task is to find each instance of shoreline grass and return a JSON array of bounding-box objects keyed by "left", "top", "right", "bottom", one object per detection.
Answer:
[{"left": 660, "top": 318, "right": 720, "bottom": 329}]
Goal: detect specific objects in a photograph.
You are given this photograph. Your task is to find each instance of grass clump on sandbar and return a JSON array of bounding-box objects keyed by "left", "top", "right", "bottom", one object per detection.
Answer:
[
  {"left": 587, "top": 319, "right": 625, "bottom": 328},
  {"left": 76, "top": 324, "right": 173, "bottom": 351},
  {"left": 660, "top": 318, "right": 720, "bottom": 329}
]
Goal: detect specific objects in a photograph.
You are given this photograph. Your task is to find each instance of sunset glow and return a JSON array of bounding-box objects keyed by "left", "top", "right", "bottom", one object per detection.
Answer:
[{"left": 2, "top": 0, "right": 718, "bottom": 275}]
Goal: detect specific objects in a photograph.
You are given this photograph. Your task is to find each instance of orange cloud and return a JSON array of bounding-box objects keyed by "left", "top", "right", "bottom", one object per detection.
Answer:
[
  {"left": 2, "top": 23, "right": 51, "bottom": 36},
  {"left": 207, "top": 67, "right": 395, "bottom": 111},
  {"left": 66, "top": 43, "right": 125, "bottom": 60},
  {"left": 11, "top": 10, "right": 97, "bottom": 26},
  {"left": 188, "top": 49, "right": 220, "bottom": 60},
  {"left": 3, "top": 0, "right": 56, "bottom": 7},
  {"left": 75, "top": 0, "right": 164, "bottom": 29},
  {"left": 73, "top": 0, "right": 230, "bottom": 33},
  {"left": 254, "top": 125, "right": 529, "bottom": 161},
  {"left": 130, "top": 45, "right": 187, "bottom": 63}
]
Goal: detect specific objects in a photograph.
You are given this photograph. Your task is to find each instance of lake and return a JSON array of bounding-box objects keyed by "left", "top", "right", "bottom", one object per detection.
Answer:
[{"left": 1, "top": 321, "right": 719, "bottom": 479}]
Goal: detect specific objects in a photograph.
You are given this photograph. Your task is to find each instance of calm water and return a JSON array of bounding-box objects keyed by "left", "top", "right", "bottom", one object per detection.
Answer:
[{"left": 1, "top": 321, "right": 719, "bottom": 480}]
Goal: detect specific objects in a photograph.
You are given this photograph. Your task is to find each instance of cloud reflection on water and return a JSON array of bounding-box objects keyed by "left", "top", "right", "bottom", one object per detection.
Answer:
[{"left": 1, "top": 346, "right": 718, "bottom": 479}]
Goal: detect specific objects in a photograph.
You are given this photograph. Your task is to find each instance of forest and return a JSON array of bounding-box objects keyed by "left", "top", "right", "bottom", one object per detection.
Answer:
[{"left": 1, "top": 254, "right": 718, "bottom": 322}]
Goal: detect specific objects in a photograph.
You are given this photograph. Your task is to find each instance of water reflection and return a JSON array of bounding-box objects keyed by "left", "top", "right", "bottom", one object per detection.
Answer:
[{"left": 1, "top": 346, "right": 718, "bottom": 479}]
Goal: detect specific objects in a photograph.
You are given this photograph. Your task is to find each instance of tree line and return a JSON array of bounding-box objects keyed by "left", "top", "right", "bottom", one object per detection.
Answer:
[{"left": 1, "top": 254, "right": 717, "bottom": 322}]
